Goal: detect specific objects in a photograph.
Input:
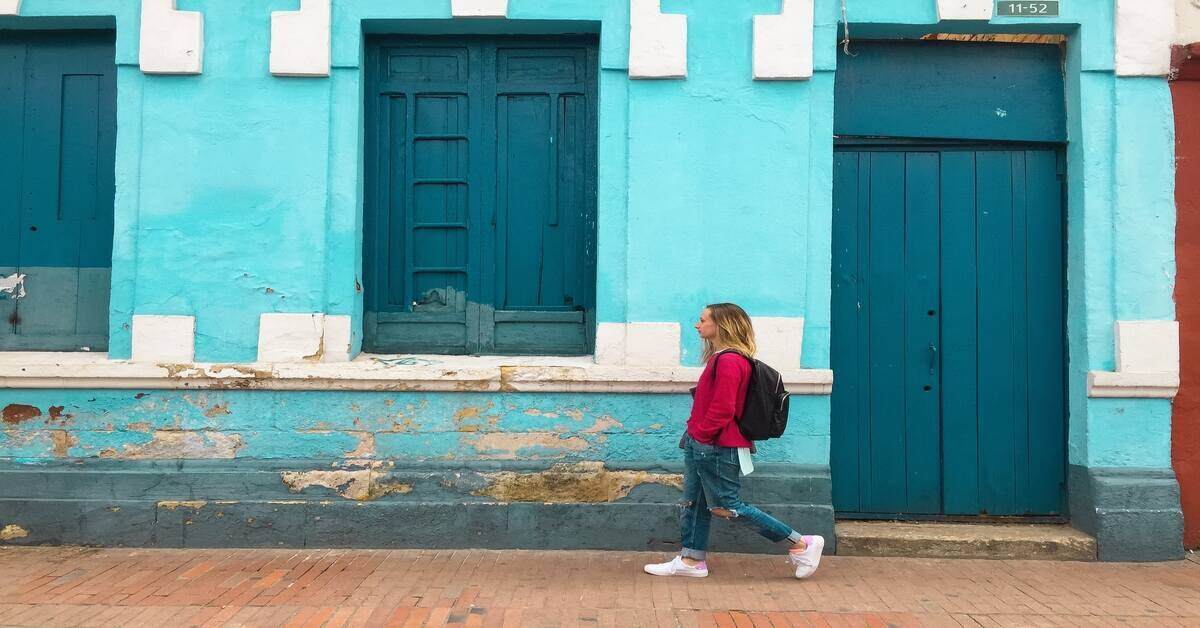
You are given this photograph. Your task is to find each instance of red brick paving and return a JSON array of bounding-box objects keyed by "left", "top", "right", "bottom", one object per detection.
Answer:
[{"left": 0, "top": 547, "right": 1197, "bottom": 627}]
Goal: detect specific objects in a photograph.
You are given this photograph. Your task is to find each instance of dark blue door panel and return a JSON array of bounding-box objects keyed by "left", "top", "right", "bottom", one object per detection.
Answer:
[
  {"left": 1, "top": 31, "right": 116, "bottom": 351},
  {"left": 832, "top": 146, "right": 1066, "bottom": 517},
  {"left": 364, "top": 37, "right": 597, "bottom": 355}
]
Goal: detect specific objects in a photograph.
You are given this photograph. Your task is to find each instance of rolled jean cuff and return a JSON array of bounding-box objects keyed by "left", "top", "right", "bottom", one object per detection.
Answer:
[
  {"left": 681, "top": 547, "right": 707, "bottom": 560},
  {"left": 783, "top": 531, "right": 803, "bottom": 546}
]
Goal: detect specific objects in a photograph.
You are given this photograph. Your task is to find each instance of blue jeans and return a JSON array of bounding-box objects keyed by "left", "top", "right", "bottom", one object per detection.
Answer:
[{"left": 679, "top": 434, "right": 802, "bottom": 561}]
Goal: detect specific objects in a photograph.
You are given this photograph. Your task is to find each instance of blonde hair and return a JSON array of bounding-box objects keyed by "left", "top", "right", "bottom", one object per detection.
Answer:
[{"left": 701, "top": 303, "right": 757, "bottom": 363}]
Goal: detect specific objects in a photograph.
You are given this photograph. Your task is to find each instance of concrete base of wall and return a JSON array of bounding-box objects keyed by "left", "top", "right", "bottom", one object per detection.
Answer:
[
  {"left": 0, "top": 460, "right": 834, "bottom": 553},
  {"left": 1068, "top": 465, "right": 1185, "bottom": 562}
]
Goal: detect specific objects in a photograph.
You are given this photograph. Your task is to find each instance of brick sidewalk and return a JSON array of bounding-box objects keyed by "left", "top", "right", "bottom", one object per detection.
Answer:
[{"left": 1, "top": 547, "right": 1198, "bottom": 627}]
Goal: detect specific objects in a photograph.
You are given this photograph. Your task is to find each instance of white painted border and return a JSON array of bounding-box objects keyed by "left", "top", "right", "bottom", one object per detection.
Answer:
[
  {"left": 936, "top": 0, "right": 993, "bottom": 21},
  {"left": 753, "top": 0, "right": 813, "bottom": 80},
  {"left": 1115, "top": 0, "right": 1175, "bottom": 76},
  {"left": 1087, "top": 320, "right": 1180, "bottom": 398},
  {"left": 451, "top": 0, "right": 508, "bottom": 18},
  {"left": 0, "top": 353, "right": 835, "bottom": 395},
  {"left": 131, "top": 315, "right": 195, "bottom": 363},
  {"left": 270, "top": 0, "right": 331, "bottom": 77},
  {"left": 0, "top": 1, "right": 20, "bottom": 16},
  {"left": 258, "top": 313, "right": 325, "bottom": 363},
  {"left": 139, "top": 0, "right": 204, "bottom": 75},
  {"left": 628, "top": 0, "right": 687, "bottom": 79}
]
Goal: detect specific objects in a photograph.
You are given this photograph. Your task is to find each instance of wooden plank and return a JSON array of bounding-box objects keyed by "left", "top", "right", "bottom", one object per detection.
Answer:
[
  {"left": 1011, "top": 151, "right": 1032, "bottom": 516},
  {"left": 830, "top": 151, "right": 862, "bottom": 513},
  {"left": 975, "top": 151, "right": 1019, "bottom": 516},
  {"left": 903, "top": 152, "right": 941, "bottom": 514},
  {"left": 940, "top": 151, "right": 982, "bottom": 516},
  {"left": 1024, "top": 149, "right": 1067, "bottom": 515},
  {"left": 865, "top": 152, "right": 908, "bottom": 513}
]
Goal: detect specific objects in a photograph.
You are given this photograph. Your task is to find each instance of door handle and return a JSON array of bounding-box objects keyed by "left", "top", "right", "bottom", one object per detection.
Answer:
[{"left": 928, "top": 343, "right": 938, "bottom": 375}]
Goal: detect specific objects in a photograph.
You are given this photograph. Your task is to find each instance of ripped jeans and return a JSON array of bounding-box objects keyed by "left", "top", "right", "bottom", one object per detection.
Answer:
[{"left": 679, "top": 433, "right": 802, "bottom": 561}]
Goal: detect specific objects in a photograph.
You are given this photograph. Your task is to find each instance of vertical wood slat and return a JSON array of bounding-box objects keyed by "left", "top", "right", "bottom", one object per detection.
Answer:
[{"left": 830, "top": 151, "right": 862, "bottom": 513}]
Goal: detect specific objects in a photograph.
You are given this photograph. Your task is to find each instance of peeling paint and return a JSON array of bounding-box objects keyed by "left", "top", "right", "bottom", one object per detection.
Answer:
[
  {"left": 203, "top": 402, "right": 231, "bottom": 418},
  {"left": 50, "top": 431, "right": 77, "bottom": 457},
  {"left": 102, "top": 431, "right": 244, "bottom": 459},
  {"left": 346, "top": 432, "right": 376, "bottom": 458},
  {"left": 157, "top": 500, "right": 207, "bottom": 510},
  {"left": 466, "top": 432, "right": 590, "bottom": 459},
  {"left": 0, "top": 524, "right": 29, "bottom": 540},
  {"left": 583, "top": 415, "right": 624, "bottom": 434},
  {"left": 476, "top": 462, "right": 683, "bottom": 503},
  {"left": 2, "top": 404, "right": 41, "bottom": 425},
  {"left": 0, "top": 273, "right": 26, "bottom": 300},
  {"left": 281, "top": 469, "right": 412, "bottom": 500}
]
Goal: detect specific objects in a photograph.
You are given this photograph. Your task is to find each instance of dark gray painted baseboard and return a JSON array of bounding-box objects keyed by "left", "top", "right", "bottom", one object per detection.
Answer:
[
  {"left": 0, "top": 459, "right": 835, "bottom": 554},
  {"left": 1068, "top": 465, "right": 1184, "bottom": 562}
]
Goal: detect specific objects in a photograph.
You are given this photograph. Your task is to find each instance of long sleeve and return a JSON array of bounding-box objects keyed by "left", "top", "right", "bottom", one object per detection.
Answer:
[{"left": 690, "top": 355, "right": 746, "bottom": 444}]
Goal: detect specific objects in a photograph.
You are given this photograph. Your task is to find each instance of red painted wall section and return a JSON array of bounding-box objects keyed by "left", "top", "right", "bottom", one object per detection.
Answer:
[{"left": 1173, "top": 44, "right": 1200, "bottom": 550}]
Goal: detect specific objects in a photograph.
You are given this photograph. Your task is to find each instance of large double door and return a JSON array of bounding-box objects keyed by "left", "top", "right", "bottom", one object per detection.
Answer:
[
  {"left": 831, "top": 146, "right": 1067, "bottom": 517},
  {"left": 364, "top": 36, "right": 598, "bottom": 355}
]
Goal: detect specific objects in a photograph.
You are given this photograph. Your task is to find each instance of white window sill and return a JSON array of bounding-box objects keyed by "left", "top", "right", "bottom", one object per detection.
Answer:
[
  {"left": 0, "top": 352, "right": 834, "bottom": 395},
  {"left": 1087, "top": 371, "right": 1179, "bottom": 399}
]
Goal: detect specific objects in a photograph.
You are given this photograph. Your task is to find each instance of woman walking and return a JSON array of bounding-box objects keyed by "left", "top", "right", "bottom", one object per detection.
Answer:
[{"left": 644, "top": 303, "right": 825, "bottom": 579}]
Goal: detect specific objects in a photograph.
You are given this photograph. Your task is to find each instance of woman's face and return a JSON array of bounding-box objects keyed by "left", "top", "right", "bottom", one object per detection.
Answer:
[{"left": 695, "top": 309, "right": 719, "bottom": 341}]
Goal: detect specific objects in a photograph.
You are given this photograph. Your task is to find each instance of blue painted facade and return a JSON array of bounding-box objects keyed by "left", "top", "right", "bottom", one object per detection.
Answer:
[{"left": 0, "top": 0, "right": 1185, "bottom": 560}]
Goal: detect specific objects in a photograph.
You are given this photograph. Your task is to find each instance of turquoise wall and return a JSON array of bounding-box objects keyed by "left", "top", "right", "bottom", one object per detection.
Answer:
[{"left": 0, "top": 0, "right": 1178, "bottom": 480}]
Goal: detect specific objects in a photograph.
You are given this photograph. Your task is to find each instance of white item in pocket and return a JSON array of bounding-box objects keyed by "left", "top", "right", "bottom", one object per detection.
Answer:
[{"left": 738, "top": 447, "right": 755, "bottom": 475}]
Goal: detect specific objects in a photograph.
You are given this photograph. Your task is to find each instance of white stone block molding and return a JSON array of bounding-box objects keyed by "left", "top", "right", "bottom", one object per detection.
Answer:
[
  {"left": 0, "top": 353, "right": 835, "bottom": 395},
  {"left": 753, "top": 0, "right": 813, "bottom": 80},
  {"left": 258, "top": 313, "right": 325, "bottom": 363},
  {"left": 936, "top": 0, "right": 993, "bottom": 21},
  {"left": 139, "top": 0, "right": 204, "bottom": 75},
  {"left": 594, "top": 322, "right": 681, "bottom": 366},
  {"left": 1115, "top": 0, "right": 1176, "bottom": 76},
  {"left": 1088, "top": 321, "right": 1181, "bottom": 398},
  {"left": 258, "top": 313, "right": 353, "bottom": 363},
  {"left": 0, "top": 1, "right": 21, "bottom": 15},
  {"left": 270, "top": 0, "right": 331, "bottom": 77},
  {"left": 629, "top": 0, "right": 688, "bottom": 79},
  {"left": 322, "top": 315, "right": 353, "bottom": 363},
  {"left": 451, "top": 0, "right": 508, "bottom": 18},
  {"left": 751, "top": 317, "right": 804, "bottom": 370},
  {"left": 132, "top": 315, "right": 196, "bottom": 363}
]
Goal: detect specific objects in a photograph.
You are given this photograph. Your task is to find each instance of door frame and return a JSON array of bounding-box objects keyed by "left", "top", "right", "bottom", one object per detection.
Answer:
[{"left": 830, "top": 137, "right": 1071, "bottom": 522}]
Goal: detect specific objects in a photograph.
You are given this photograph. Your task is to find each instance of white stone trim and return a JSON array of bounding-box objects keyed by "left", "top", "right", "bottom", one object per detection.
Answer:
[
  {"left": 752, "top": 316, "right": 804, "bottom": 370},
  {"left": 322, "top": 315, "right": 352, "bottom": 363},
  {"left": 753, "top": 0, "right": 813, "bottom": 81},
  {"left": 1088, "top": 321, "right": 1180, "bottom": 398},
  {"left": 0, "top": 353, "right": 835, "bottom": 395},
  {"left": 0, "top": 1, "right": 21, "bottom": 15},
  {"left": 1115, "top": 321, "right": 1180, "bottom": 373},
  {"left": 936, "top": 0, "right": 993, "bottom": 21},
  {"left": 270, "top": 0, "right": 331, "bottom": 77},
  {"left": 1087, "top": 371, "right": 1181, "bottom": 398},
  {"left": 629, "top": 0, "right": 687, "bottom": 79},
  {"left": 258, "top": 313, "right": 325, "bottom": 363},
  {"left": 451, "top": 0, "right": 508, "bottom": 18},
  {"left": 139, "top": 0, "right": 204, "bottom": 75},
  {"left": 1115, "top": 0, "right": 1176, "bottom": 76},
  {"left": 595, "top": 322, "right": 682, "bottom": 366},
  {"left": 131, "top": 315, "right": 195, "bottom": 364}
]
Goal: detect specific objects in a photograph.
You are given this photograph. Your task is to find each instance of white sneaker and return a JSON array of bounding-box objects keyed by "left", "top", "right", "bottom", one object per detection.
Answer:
[
  {"left": 643, "top": 556, "right": 709, "bottom": 578},
  {"left": 788, "top": 535, "right": 825, "bottom": 579}
]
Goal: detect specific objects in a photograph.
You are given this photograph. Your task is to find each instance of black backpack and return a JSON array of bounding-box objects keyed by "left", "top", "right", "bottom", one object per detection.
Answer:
[{"left": 711, "top": 350, "right": 790, "bottom": 441}]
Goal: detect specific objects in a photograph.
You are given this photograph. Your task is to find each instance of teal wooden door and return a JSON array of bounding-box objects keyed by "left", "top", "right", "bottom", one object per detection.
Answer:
[
  {"left": 0, "top": 31, "right": 116, "bottom": 351},
  {"left": 364, "top": 37, "right": 597, "bottom": 355},
  {"left": 831, "top": 146, "right": 1066, "bottom": 517}
]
